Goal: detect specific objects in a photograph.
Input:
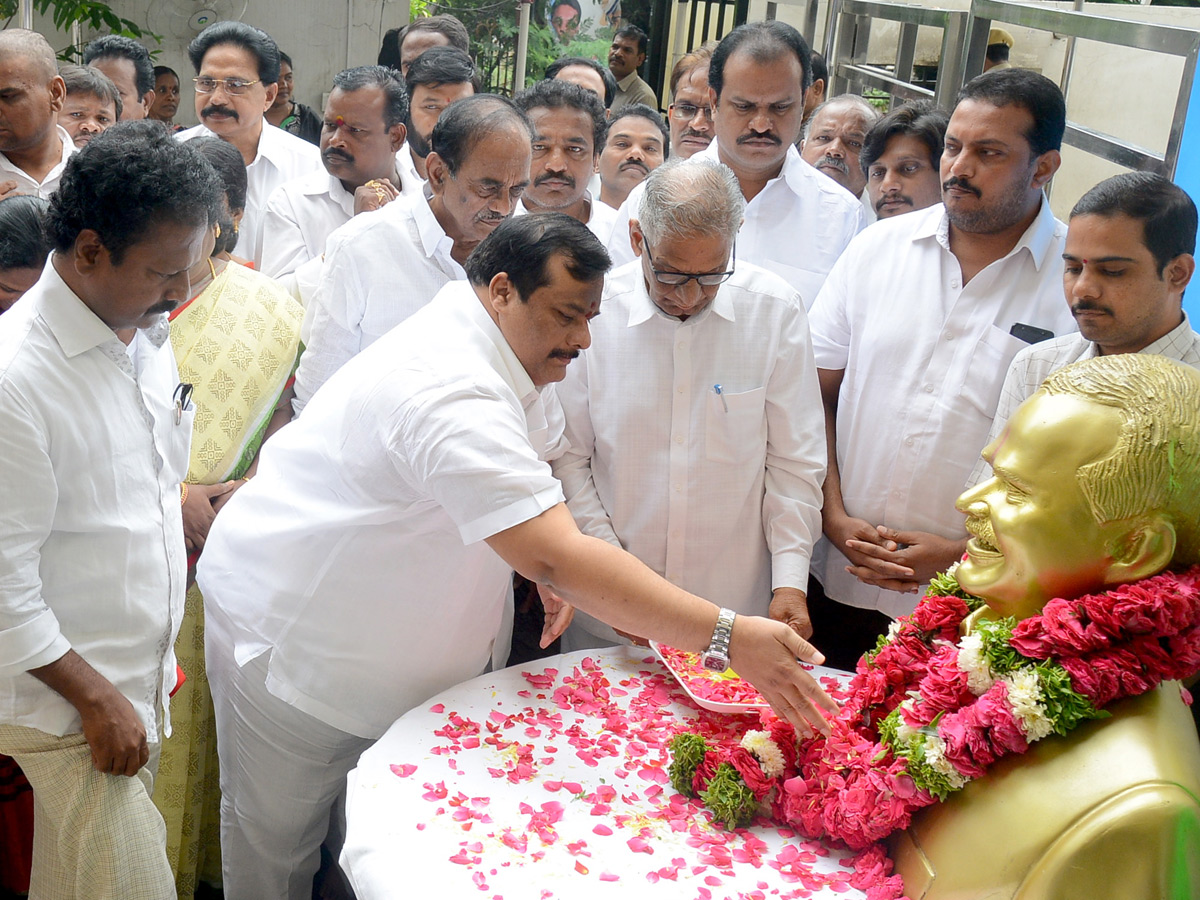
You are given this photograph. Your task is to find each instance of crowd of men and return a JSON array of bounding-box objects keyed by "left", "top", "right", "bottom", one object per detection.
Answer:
[{"left": 0, "top": 11, "right": 1198, "bottom": 900}]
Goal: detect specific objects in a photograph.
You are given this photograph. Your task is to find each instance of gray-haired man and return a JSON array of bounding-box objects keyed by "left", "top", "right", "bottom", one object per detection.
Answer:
[{"left": 552, "top": 157, "right": 827, "bottom": 649}]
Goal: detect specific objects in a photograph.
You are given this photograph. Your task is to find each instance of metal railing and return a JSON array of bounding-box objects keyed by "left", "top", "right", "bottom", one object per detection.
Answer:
[
  {"left": 964, "top": 0, "right": 1200, "bottom": 178},
  {"left": 823, "top": 0, "right": 970, "bottom": 111}
]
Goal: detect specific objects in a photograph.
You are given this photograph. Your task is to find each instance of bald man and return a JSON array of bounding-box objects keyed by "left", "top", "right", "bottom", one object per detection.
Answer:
[{"left": 0, "top": 30, "right": 78, "bottom": 200}]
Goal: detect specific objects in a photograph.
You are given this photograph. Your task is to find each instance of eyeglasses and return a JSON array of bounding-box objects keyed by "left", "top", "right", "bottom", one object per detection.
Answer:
[
  {"left": 669, "top": 103, "right": 713, "bottom": 122},
  {"left": 646, "top": 244, "right": 735, "bottom": 286},
  {"left": 193, "top": 76, "right": 260, "bottom": 95}
]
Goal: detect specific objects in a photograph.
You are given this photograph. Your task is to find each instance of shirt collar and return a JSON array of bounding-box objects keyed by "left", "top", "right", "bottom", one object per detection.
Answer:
[
  {"left": 411, "top": 192, "right": 456, "bottom": 261},
  {"left": 0, "top": 126, "right": 75, "bottom": 184},
  {"left": 449, "top": 281, "right": 538, "bottom": 401},
  {"left": 925, "top": 195, "right": 1060, "bottom": 271},
  {"left": 616, "top": 71, "right": 641, "bottom": 91},
  {"left": 625, "top": 262, "right": 737, "bottom": 327},
  {"left": 323, "top": 172, "right": 356, "bottom": 216},
  {"left": 1131, "top": 311, "right": 1196, "bottom": 358},
  {"left": 36, "top": 258, "right": 168, "bottom": 359}
]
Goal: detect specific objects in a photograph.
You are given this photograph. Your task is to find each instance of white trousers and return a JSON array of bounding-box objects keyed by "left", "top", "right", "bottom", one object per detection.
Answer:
[{"left": 206, "top": 610, "right": 372, "bottom": 900}]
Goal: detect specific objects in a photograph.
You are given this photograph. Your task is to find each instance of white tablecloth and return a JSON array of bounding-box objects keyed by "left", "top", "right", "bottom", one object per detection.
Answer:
[{"left": 342, "top": 646, "right": 868, "bottom": 900}]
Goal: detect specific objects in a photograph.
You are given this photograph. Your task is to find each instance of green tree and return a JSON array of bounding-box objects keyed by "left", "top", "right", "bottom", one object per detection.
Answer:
[{"left": 1, "top": 0, "right": 159, "bottom": 61}]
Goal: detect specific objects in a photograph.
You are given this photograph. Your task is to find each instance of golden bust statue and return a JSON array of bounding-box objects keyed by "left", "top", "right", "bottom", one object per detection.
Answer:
[{"left": 891, "top": 353, "right": 1200, "bottom": 899}]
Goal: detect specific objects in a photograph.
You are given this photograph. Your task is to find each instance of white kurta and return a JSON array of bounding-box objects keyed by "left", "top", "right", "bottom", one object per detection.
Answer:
[
  {"left": 807, "top": 199, "right": 1078, "bottom": 617},
  {"left": 552, "top": 260, "right": 826, "bottom": 647}
]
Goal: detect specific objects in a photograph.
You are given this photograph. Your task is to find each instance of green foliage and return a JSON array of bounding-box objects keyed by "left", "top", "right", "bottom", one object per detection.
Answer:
[
  {"left": 698, "top": 762, "right": 758, "bottom": 830},
  {"left": 667, "top": 732, "right": 709, "bottom": 797},
  {"left": 1034, "top": 664, "right": 1108, "bottom": 735},
  {"left": 1, "top": 0, "right": 160, "bottom": 62}
]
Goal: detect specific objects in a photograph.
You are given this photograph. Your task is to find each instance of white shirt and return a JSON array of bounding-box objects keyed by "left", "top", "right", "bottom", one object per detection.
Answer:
[
  {"left": 552, "top": 261, "right": 826, "bottom": 646},
  {"left": 584, "top": 191, "right": 620, "bottom": 246},
  {"left": 292, "top": 192, "right": 467, "bottom": 414},
  {"left": 0, "top": 262, "right": 189, "bottom": 738},
  {"left": 808, "top": 199, "right": 1078, "bottom": 617},
  {"left": 0, "top": 126, "right": 77, "bottom": 199},
  {"left": 177, "top": 122, "right": 321, "bottom": 265},
  {"left": 607, "top": 144, "right": 866, "bottom": 307},
  {"left": 197, "top": 281, "right": 565, "bottom": 739},
  {"left": 968, "top": 313, "right": 1200, "bottom": 487},
  {"left": 260, "top": 144, "right": 428, "bottom": 290}
]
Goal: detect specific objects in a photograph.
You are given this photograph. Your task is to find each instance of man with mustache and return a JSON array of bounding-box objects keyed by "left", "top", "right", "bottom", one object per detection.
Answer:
[
  {"left": 552, "top": 158, "right": 826, "bottom": 650},
  {"left": 609, "top": 22, "right": 864, "bottom": 308},
  {"left": 515, "top": 79, "right": 618, "bottom": 243},
  {"left": 261, "top": 66, "right": 420, "bottom": 303},
  {"left": 83, "top": 35, "right": 154, "bottom": 121},
  {"left": 860, "top": 100, "right": 947, "bottom": 220},
  {"left": 403, "top": 46, "right": 478, "bottom": 182},
  {"left": 292, "top": 94, "right": 532, "bottom": 414},
  {"left": 0, "top": 121, "right": 222, "bottom": 897},
  {"left": 597, "top": 104, "right": 666, "bottom": 209},
  {"left": 607, "top": 25, "right": 656, "bottom": 114},
  {"left": 800, "top": 94, "right": 879, "bottom": 203},
  {"left": 804, "top": 69, "right": 1078, "bottom": 670},
  {"left": 666, "top": 42, "right": 716, "bottom": 159},
  {"left": 970, "top": 171, "right": 1199, "bottom": 487},
  {"left": 177, "top": 21, "right": 321, "bottom": 266}
]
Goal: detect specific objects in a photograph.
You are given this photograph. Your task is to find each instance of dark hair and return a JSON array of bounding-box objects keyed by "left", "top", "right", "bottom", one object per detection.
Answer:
[
  {"left": 188, "top": 137, "right": 246, "bottom": 255},
  {"left": 986, "top": 43, "right": 1010, "bottom": 65},
  {"left": 0, "top": 195, "right": 51, "bottom": 271},
  {"left": 278, "top": 51, "right": 293, "bottom": 70},
  {"left": 515, "top": 79, "right": 606, "bottom": 153},
  {"left": 187, "top": 21, "right": 281, "bottom": 85},
  {"left": 431, "top": 94, "right": 531, "bottom": 175},
  {"left": 1071, "top": 172, "right": 1198, "bottom": 275},
  {"left": 152, "top": 64, "right": 178, "bottom": 82},
  {"left": 47, "top": 121, "right": 222, "bottom": 263},
  {"left": 606, "top": 103, "right": 669, "bottom": 153},
  {"left": 334, "top": 65, "right": 409, "bottom": 128},
  {"left": 614, "top": 25, "right": 648, "bottom": 57},
  {"left": 669, "top": 41, "right": 716, "bottom": 96},
  {"left": 82, "top": 35, "right": 154, "bottom": 98},
  {"left": 860, "top": 100, "right": 948, "bottom": 174},
  {"left": 59, "top": 64, "right": 123, "bottom": 119},
  {"left": 710, "top": 21, "right": 811, "bottom": 99},
  {"left": 465, "top": 212, "right": 610, "bottom": 299},
  {"left": 550, "top": 0, "right": 582, "bottom": 19},
  {"left": 404, "top": 45, "right": 481, "bottom": 93},
  {"left": 544, "top": 56, "right": 617, "bottom": 109},
  {"left": 810, "top": 51, "right": 827, "bottom": 86},
  {"left": 955, "top": 68, "right": 1065, "bottom": 156},
  {"left": 379, "top": 15, "right": 472, "bottom": 68}
]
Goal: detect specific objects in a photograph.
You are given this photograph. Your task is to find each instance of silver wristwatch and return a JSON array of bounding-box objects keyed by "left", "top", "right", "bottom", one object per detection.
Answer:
[{"left": 700, "top": 607, "right": 737, "bottom": 672}]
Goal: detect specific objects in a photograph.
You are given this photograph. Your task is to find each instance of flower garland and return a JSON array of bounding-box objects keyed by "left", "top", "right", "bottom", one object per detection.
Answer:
[{"left": 669, "top": 565, "right": 1200, "bottom": 898}]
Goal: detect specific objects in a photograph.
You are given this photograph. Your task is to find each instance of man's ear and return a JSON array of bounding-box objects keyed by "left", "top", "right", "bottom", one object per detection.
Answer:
[
  {"left": 426, "top": 152, "right": 447, "bottom": 193},
  {"left": 489, "top": 271, "right": 515, "bottom": 312},
  {"left": 388, "top": 122, "right": 408, "bottom": 153},
  {"left": 262, "top": 81, "right": 278, "bottom": 113},
  {"left": 1104, "top": 516, "right": 1176, "bottom": 587},
  {"left": 629, "top": 219, "right": 645, "bottom": 258},
  {"left": 48, "top": 75, "right": 66, "bottom": 113},
  {"left": 140, "top": 90, "right": 155, "bottom": 116},
  {"left": 1031, "top": 149, "right": 1061, "bottom": 189},
  {"left": 1165, "top": 252, "right": 1195, "bottom": 295},
  {"left": 73, "top": 229, "right": 106, "bottom": 273}
]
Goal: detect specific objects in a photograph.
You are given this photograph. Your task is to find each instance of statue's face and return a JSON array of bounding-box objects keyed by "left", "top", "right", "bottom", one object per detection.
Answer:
[{"left": 956, "top": 391, "right": 1132, "bottom": 619}]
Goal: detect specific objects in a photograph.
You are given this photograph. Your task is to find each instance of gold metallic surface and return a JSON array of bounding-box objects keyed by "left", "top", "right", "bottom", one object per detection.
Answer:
[{"left": 891, "top": 355, "right": 1200, "bottom": 899}]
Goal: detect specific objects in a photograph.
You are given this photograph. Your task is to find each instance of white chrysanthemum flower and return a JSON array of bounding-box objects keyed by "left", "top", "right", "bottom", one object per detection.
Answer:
[
  {"left": 945, "top": 561, "right": 960, "bottom": 579},
  {"left": 956, "top": 633, "right": 995, "bottom": 695},
  {"left": 895, "top": 720, "right": 918, "bottom": 744},
  {"left": 922, "top": 735, "right": 967, "bottom": 790},
  {"left": 886, "top": 619, "right": 904, "bottom": 642},
  {"left": 741, "top": 730, "right": 786, "bottom": 778},
  {"left": 1004, "top": 668, "right": 1054, "bottom": 742}
]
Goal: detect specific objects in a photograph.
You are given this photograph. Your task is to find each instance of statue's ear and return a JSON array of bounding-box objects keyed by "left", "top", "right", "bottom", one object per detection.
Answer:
[{"left": 1104, "top": 516, "right": 1176, "bottom": 586}]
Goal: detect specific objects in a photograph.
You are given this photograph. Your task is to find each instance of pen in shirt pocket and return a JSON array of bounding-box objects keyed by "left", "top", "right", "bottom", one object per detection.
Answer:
[
  {"left": 173, "top": 382, "right": 194, "bottom": 425},
  {"left": 712, "top": 383, "right": 728, "bottom": 412}
]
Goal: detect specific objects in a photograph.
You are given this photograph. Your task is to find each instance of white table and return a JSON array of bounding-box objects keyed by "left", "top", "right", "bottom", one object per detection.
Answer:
[{"left": 342, "top": 646, "right": 868, "bottom": 899}]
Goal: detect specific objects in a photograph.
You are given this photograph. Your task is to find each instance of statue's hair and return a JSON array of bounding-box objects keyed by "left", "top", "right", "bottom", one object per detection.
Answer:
[{"left": 1040, "top": 354, "right": 1200, "bottom": 566}]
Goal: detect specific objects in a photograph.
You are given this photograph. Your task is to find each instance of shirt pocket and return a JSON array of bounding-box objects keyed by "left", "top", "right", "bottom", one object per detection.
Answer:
[
  {"left": 705, "top": 385, "right": 767, "bottom": 464},
  {"left": 960, "top": 325, "right": 1029, "bottom": 418}
]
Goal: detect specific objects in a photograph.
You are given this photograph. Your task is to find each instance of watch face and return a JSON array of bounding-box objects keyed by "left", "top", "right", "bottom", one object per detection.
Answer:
[{"left": 700, "top": 652, "right": 728, "bottom": 673}]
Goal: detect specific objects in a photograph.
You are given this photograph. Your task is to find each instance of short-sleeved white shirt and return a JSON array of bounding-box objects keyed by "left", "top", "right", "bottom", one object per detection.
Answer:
[
  {"left": 607, "top": 144, "right": 866, "bottom": 307},
  {"left": 807, "top": 199, "right": 1078, "bottom": 617},
  {"left": 197, "top": 281, "right": 565, "bottom": 738},
  {"left": 0, "top": 126, "right": 77, "bottom": 199}
]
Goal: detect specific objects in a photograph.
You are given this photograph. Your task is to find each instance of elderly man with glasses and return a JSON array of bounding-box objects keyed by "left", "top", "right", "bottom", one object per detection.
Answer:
[
  {"left": 551, "top": 158, "right": 827, "bottom": 650},
  {"left": 666, "top": 42, "right": 716, "bottom": 159},
  {"left": 177, "top": 21, "right": 320, "bottom": 265}
]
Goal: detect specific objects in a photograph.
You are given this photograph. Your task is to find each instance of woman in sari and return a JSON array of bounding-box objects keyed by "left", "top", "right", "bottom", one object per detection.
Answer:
[{"left": 153, "top": 137, "right": 304, "bottom": 898}]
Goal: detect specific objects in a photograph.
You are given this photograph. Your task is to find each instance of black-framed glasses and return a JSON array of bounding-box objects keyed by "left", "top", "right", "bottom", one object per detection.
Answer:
[
  {"left": 668, "top": 102, "right": 714, "bottom": 122},
  {"left": 193, "top": 76, "right": 260, "bottom": 95},
  {"left": 646, "top": 243, "right": 736, "bottom": 287}
]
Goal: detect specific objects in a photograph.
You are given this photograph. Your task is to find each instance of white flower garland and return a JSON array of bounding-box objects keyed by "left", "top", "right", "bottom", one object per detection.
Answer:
[{"left": 740, "top": 730, "right": 786, "bottom": 779}]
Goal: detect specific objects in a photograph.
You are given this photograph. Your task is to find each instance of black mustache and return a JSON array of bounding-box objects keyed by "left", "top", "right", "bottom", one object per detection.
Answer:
[
  {"left": 322, "top": 148, "right": 354, "bottom": 164},
  {"left": 550, "top": 349, "right": 580, "bottom": 360},
  {"left": 943, "top": 175, "right": 980, "bottom": 197},
  {"left": 201, "top": 105, "right": 239, "bottom": 121},
  {"left": 534, "top": 172, "right": 576, "bottom": 188},
  {"left": 1071, "top": 303, "right": 1110, "bottom": 315},
  {"left": 619, "top": 159, "right": 649, "bottom": 174},
  {"left": 876, "top": 194, "right": 913, "bottom": 212},
  {"left": 736, "top": 132, "right": 781, "bottom": 146}
]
